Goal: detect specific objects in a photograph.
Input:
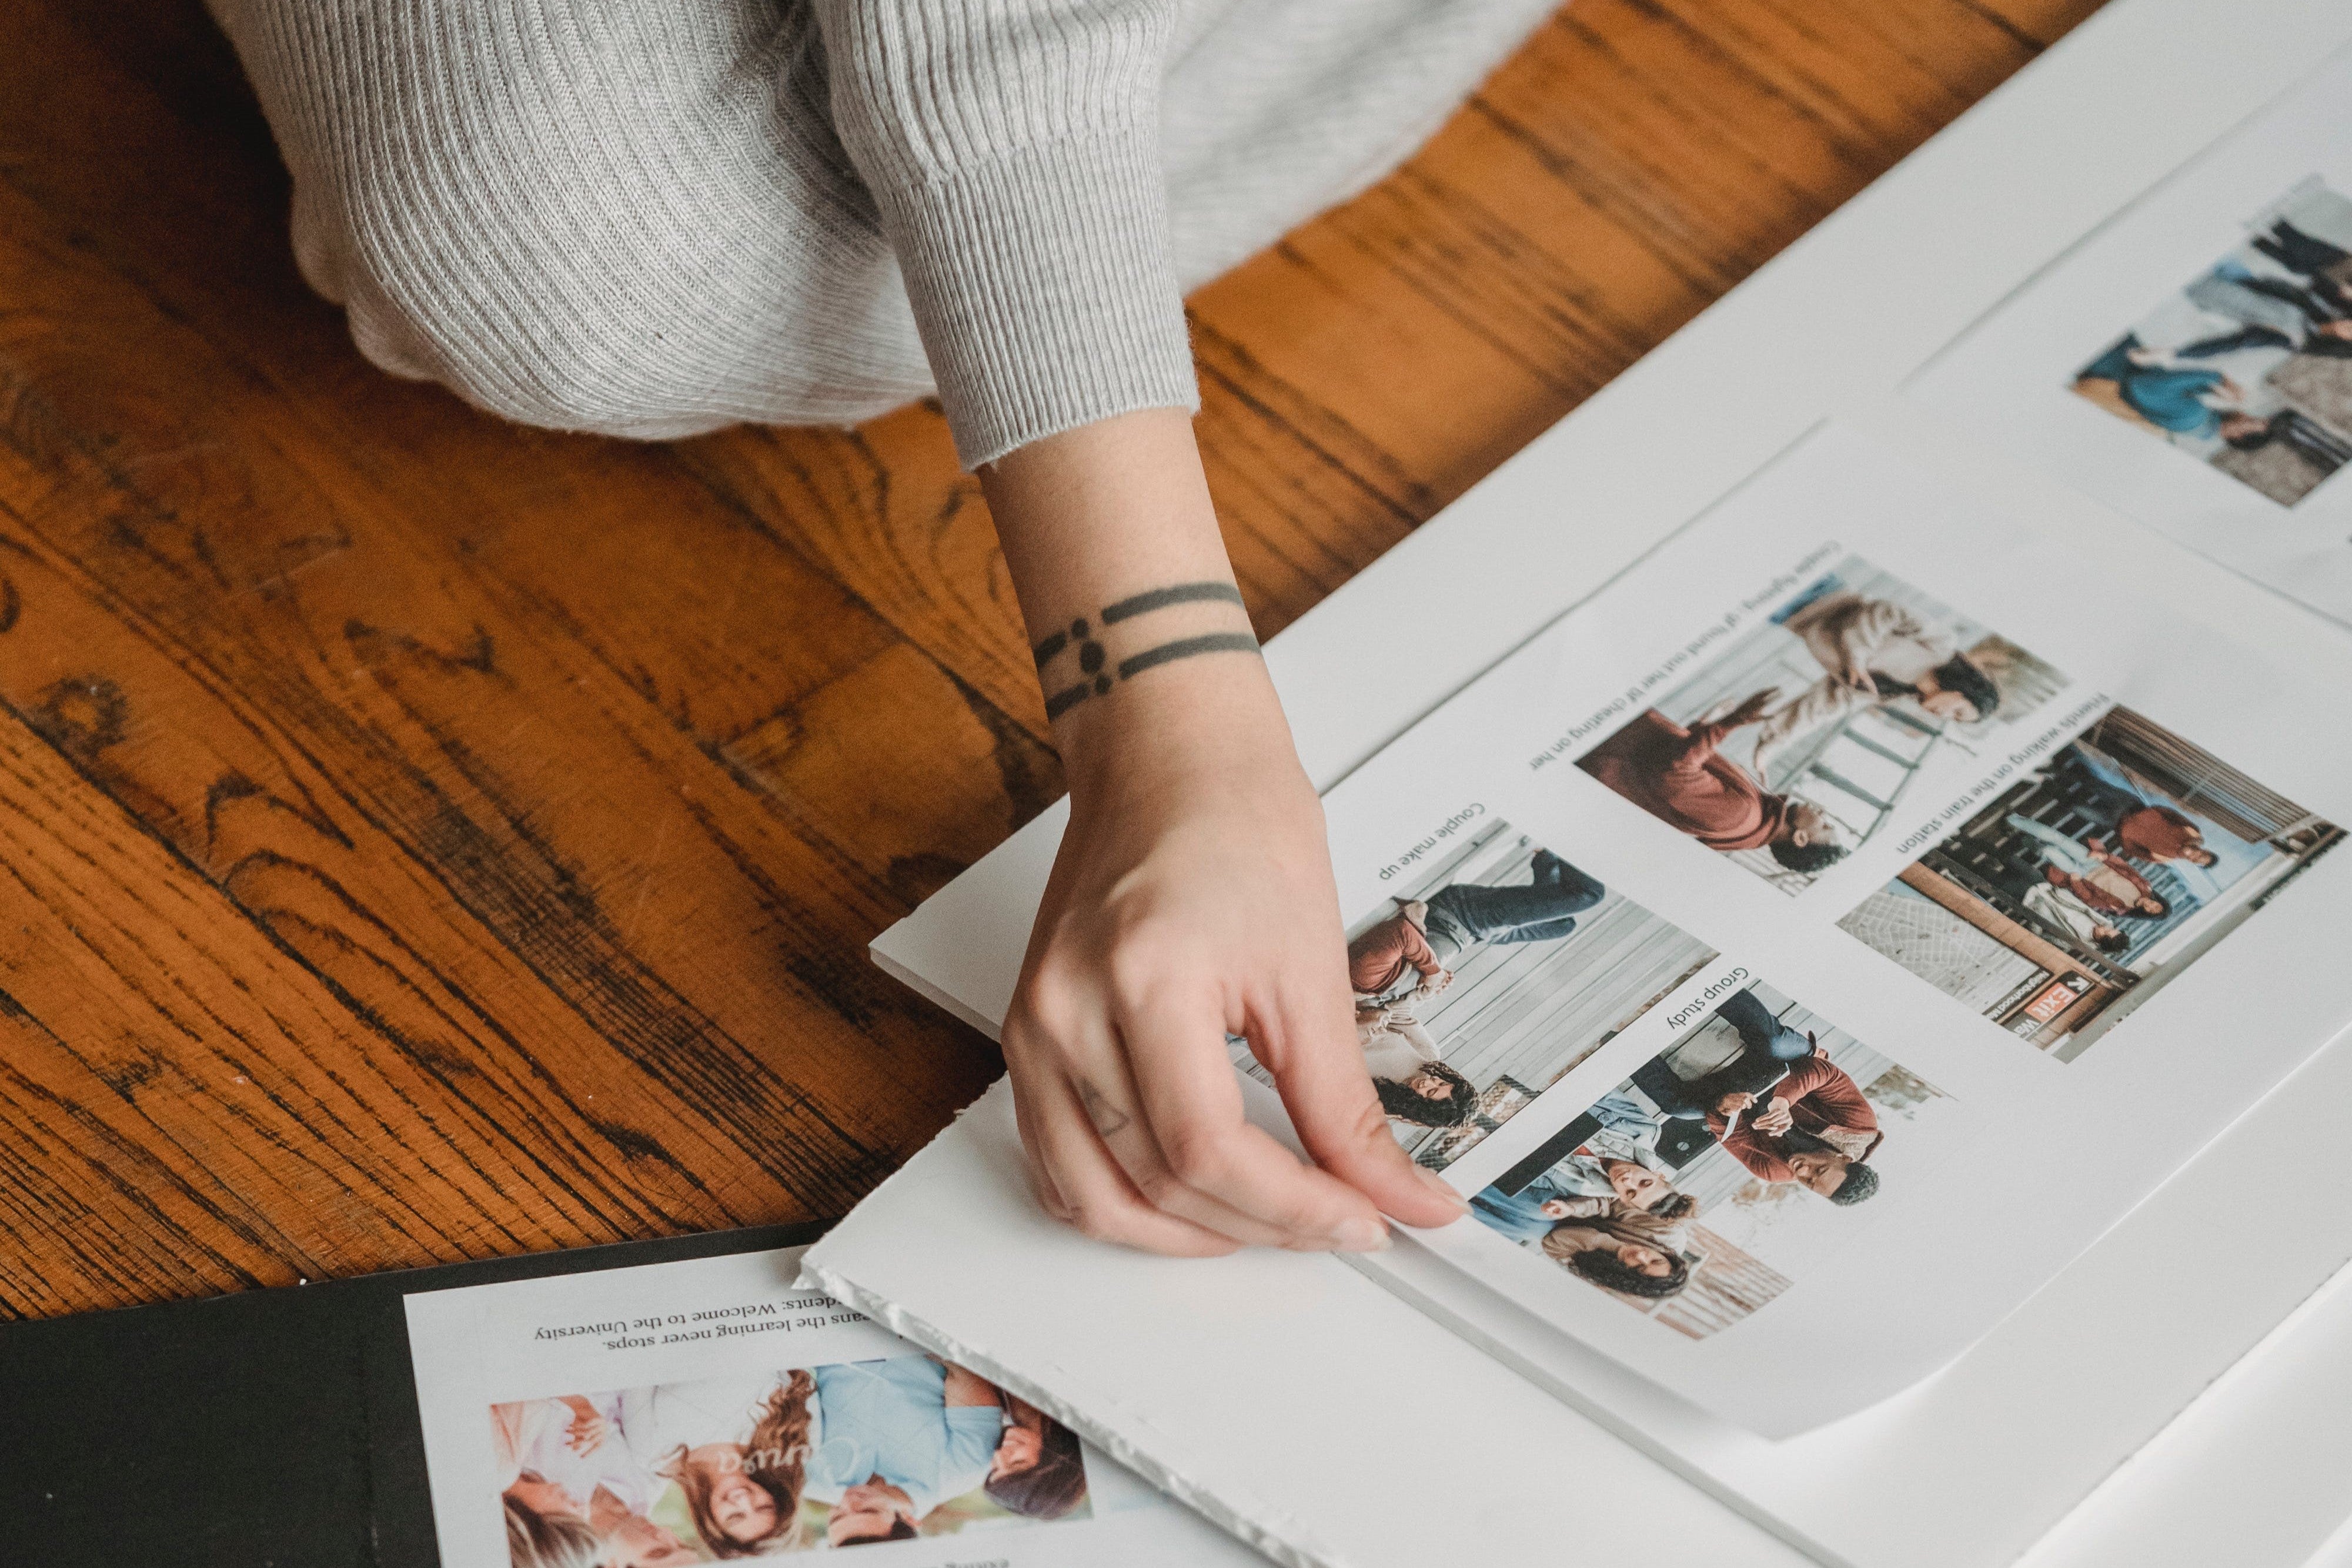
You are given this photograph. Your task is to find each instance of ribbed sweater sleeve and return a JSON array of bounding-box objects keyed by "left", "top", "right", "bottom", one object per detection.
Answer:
[{"left": 814, "top": 0, "right": 1199, "bottom": 468}]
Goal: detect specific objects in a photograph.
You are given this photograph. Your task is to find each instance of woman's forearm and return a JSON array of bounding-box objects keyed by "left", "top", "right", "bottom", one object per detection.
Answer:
[
  {"left": 980, "top": 407, "right": 1275, "bottom": 801},
  {"left": 980, "top": 407, "right": 1465, "bottom": 1257}
]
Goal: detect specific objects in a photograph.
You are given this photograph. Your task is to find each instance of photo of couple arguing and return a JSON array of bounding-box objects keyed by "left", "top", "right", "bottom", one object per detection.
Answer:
[
  {"left": 1469, "top": 984, "right": 1950, "bottom": 1340},
  {"left": 1578, "top": 556, "right": 2064, "bottom": 893},
  {"left": 497, "top": 1352, "right": 1089, "bottom": 1564}
]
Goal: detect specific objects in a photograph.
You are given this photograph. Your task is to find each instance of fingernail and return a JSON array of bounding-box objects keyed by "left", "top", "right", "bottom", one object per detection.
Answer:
[
  {"left": 1334, "top": 1217, "right": 1392, "bottom": 1252},
  {"left": 1415, "top": 1168, "right": 1469, "bottom": 1212}
]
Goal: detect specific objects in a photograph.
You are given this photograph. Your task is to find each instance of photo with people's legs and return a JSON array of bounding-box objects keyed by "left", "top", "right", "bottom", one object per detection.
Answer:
[
  {"left": 493, "top": 1355, "right": 1095, "bottom": 1563},
  {"left": 1468, "top": 983, "right": 1950, "bottom": 1340},
  {"left": 1575, "top": 556, "right": 2066, "bottom": 892},
  {"left": 1298, "top": 820, "right": 1718, "bottom": 1169},
  {"left": 2069, "top": 178, "right": 2352, "bottom": 507},
  {"left": 1838, "top": 705, "right": 2343, "bottom": 1059}
]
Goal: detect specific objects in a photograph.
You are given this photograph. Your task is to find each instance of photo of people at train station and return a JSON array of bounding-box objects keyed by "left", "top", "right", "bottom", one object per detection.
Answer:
[
  {"left": 1837, "top": 706, "right": 2343, "bottom": 1060},
  {"left": 1310, "top": 822, "right": 1718, "bottom": 1170},
  {"left": 2069, "top": 177, "right": 2352, "bottom": 507},
  {"left": 1468, "top": 983, "right": 1949, "bottom": 1340},
  {"left": 1576, "top": 555, "right": 2066, "bottom": 892}
]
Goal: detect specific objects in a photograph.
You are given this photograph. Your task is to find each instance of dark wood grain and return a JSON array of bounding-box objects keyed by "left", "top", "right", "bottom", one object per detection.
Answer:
[{"left": 0, "top": 0, "right": 2103, "bottom": 1318}]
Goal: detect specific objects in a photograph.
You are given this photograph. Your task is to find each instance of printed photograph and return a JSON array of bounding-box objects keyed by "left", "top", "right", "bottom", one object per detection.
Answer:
[
  {"left": 1305, "top": 821, "right": 1717, "bottom": 1171},
  {"left": 1575, "top": 556, "right": 2066, "bottom": 892},
  {"left": 1838, "top": 706, "right": 2343, "bottom": 1060},
  {"left": 2070, "top": 176, "right": 2352, "bottom": 506},
  {"left": 496, "top": 1353, "right": 1090, "bottom": 1562},
  {"left": 1469, "top": 982, "right": 1949, "bottom": 1340}
]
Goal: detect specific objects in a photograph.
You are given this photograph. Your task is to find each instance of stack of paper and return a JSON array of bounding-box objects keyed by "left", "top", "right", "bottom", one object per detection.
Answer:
[{"left": 801, "top": 11, "right": 2352, "bottom": 1568}]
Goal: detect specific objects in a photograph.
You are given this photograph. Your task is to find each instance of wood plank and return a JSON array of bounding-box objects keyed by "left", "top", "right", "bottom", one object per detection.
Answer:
[{"left": 0, "top": 156, "right": 995, "bottom": 1309}]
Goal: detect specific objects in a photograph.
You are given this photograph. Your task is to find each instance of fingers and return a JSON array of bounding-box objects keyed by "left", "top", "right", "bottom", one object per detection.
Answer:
[
  {"left": 1253, "top": 983, "right": 1468, "bottom": 1231},
  {"left": 1018, "top": 1069, "right": 1242, "bottom": 1256},
  {"left": 1011, "top": 1083, "right": 1073, "bottom": 1224},
  {"left": 1012, "top": 971, "right": 1325, "bottom": 1253},
  {"left": 1007, "top": 1017, "right": 1249, "bottom": 1256},
  {"left": 1116, "top": 989, "right": 1398, "bottom": 1251},
  {"left": 1010, "top": 968, "right": 1433, "bottom": 1252}
]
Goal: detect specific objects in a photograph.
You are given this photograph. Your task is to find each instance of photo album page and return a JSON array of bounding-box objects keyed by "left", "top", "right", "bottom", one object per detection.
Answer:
[
  {"left": 1244, "top": 414, "right": 2352, "bottom": 1437},
  {"left": 406, "top": 1246, "right": 1260, "bottom": 1567},
  {"left": 1911, "top": 45, "right": 2352, "bottom": 624}
]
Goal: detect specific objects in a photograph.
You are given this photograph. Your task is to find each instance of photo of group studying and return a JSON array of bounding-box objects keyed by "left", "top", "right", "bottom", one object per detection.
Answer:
[{"left": 1468, "top": 982, "right": 1952, "bottom": 1339}]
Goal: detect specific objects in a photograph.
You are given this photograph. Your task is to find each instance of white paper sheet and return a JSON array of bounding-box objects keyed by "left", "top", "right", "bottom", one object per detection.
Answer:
[
  {"left": 1910, "top": 45, "right": 2352, "bottom": 623},
  {"left": 1230, "top": 413, "right": 2351, "bottom": 1435},
  {"left": 402, "top": 1246, "right": 1264, "bottom": 1567}
]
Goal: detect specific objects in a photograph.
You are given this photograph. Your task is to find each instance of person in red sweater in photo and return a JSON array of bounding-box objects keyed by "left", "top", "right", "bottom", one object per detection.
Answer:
[
  {"left": 2102, "top": 804, "right": 2219, "bottom": 868},
  {"left": 1579, "top": 694, "right": 1848, "bottom": 875},
  {"left": 1703, "top": 1052, "right": 1883, "bottom": 1205}
]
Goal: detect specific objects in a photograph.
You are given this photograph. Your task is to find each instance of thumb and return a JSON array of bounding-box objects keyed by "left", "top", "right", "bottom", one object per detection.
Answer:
[{"left": 1259, "top": 987, "right": 1469, "bottom": 1229}]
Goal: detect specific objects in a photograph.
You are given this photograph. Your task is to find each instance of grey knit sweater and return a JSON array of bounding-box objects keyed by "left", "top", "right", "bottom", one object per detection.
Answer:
[{"left": 207, "top": 0, "right": 1555, "bottom": 467}]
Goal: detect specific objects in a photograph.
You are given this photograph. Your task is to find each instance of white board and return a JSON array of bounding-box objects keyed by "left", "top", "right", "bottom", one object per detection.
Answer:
[{"left": 840, "top": 2, "right": 2352, "bottom": 1564}]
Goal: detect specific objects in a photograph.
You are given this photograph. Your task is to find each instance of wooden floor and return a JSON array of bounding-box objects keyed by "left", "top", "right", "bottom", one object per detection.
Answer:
[{"left": 0, "top": 0, "right": 2103, "bottom": 1319}]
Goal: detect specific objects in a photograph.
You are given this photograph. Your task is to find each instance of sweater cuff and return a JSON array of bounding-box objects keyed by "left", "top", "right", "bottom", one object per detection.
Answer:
[{"left": 871, "top": 126, "right": 1198, "bottom": 469}]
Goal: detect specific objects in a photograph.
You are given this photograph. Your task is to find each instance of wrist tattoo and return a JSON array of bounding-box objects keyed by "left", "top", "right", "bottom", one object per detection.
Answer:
[{"left": 1033, "top": 581, "right": 1259, "bottom": 721}]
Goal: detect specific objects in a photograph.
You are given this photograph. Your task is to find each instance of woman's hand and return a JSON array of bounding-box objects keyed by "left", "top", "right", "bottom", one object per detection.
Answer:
[
  {"left": 982, "top": 408, "right": 1465, "bottom": 1255},
  {"left": 1003, "top": 660, "right": 1465, "bottom": 1253}
]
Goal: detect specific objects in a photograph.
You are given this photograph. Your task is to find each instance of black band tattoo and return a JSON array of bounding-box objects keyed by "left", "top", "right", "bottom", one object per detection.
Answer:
[
  {"left": 1077, "top": 1080, "right": 1132, "bottom": 1138},
  {"left": 1034, "top": 580, "right": 1259, "bottom": 720},
  {"left": 1100, "top": 581, "right": 1245, "bottom": 624},
  {"left": 1117, "top": 631, "right": 1261, "bottom": 681}
]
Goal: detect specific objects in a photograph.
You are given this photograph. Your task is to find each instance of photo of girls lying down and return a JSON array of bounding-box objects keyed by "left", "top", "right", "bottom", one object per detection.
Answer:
[{"left": 497, "top": 1353, "right": 1090, "bottom": 1563}]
